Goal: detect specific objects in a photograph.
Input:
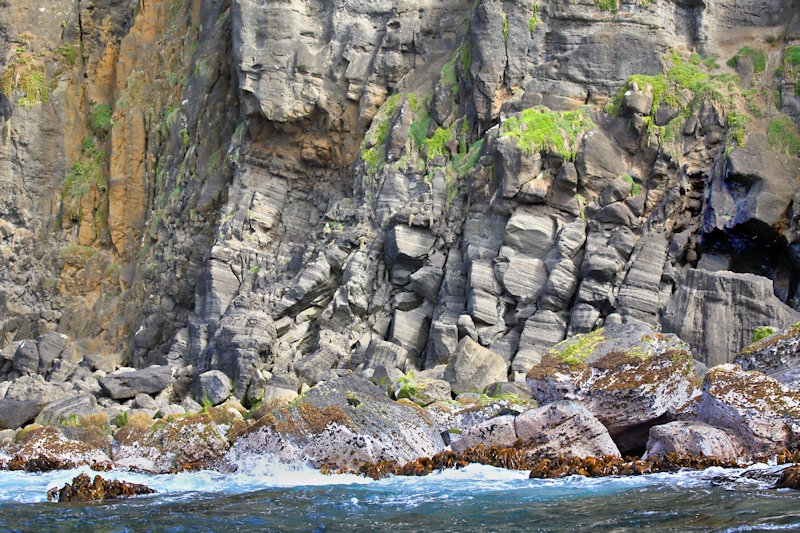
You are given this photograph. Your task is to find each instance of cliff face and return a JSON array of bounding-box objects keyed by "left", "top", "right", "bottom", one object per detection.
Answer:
[{"left": 2, "top": 0, "right": 800, "bottom": 404}]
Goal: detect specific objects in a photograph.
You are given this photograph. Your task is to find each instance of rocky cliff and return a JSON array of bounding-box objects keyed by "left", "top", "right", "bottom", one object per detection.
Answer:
[{"left": 2, "top": 0, "right": 800, "bottom": 411}]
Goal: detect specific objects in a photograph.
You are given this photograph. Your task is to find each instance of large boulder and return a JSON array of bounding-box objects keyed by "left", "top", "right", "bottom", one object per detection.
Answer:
[
  {"left": 451, "top": 400, "right": 620, "bottom": 459},
  {"left": 232, "top": 375, "right": 445, "bottom": 470},
  {"left": 444, "top": 337, "right": 508, "bottom": 395},
  {"left": 526, "top": 323, "right": 698, "bottom": 453},
  {"left": 734, "top": 324, "right": 800, "bottom": 388},
  {"left": 698, "top": 363, "right": 800, "bottom": 456},
  {"left": 393, "top": 376, "right": 451, "bottom": 406},
  {"left": 99, "top": 366, "right": 173, "bottom": 400},
  {"left": 643, "top": 421, "right": 745, "bottom": 461},
  {"left": 0, "top": 400, "right": 42, "bottom": 430},
  {"left": 195, "top": 370, "right": 232, "bottom": 406},
  {"left": 35, "top": 394, "right": 101, "bottom": 427},
  {"left": 663, "top": 269, "right": 800, "bottom": 367},
  {"left": 113, "top": 412, "right": 230, "bottom": 472}
]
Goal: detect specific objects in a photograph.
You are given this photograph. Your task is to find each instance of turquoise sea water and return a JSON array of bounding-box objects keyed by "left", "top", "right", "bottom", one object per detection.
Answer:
[{"left": 1, "top": 454, "right": 799, "bottom": 532}]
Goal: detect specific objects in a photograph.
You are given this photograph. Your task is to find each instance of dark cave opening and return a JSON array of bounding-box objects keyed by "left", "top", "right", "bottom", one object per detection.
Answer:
[{"left": 700, "top": 219, "right": 800, "bottom": 305}]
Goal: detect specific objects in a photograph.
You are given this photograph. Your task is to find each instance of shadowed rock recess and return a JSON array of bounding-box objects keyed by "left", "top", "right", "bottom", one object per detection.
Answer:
[{"left": 2, "top": 0, "right": 800, "bottom": 476}]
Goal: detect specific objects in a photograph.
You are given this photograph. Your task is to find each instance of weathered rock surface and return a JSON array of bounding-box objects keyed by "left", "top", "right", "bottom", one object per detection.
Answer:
[
  {"left": 698, "top": 364, "right": 800, "bottom": 456},
  {"left": 444, "top": 337, "right": 508, "bottom": 395},
  {"left": 233, "top": 375, "right": 445, "bottom": 470},
  {"left": 195, "top": 370, "right": 232, "bottom": 406},
  {"left": 664, "top": 270, "right": 800, "bottom": 367},
  {"left": 99, "top": 366, "right": 173, "bottom": 400},
  {"left": 735, "top": 325, "right": 800, "bottom": 388},
  {"left": 643, "top": 421, "right": 745, "bottom": 461},
  {"left": 451, "top": 400, "right": 620, "bottom": 459},
  {"left": 526, "top": 324, "right": 698, "bottom": 453}
]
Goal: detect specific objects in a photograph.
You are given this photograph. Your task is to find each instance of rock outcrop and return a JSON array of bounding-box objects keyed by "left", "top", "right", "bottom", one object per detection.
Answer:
[{"left": 526, "top": 324, "right": 698, "bottom": 453}]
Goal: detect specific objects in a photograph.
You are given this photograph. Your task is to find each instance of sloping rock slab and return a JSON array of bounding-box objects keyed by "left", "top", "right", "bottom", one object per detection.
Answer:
[
  {"left": 698, "top": 363, "right": 800, "bottom": 456},
  {"left": 232, "top": 375, "right": 444, "bottom": 471},
  {"left": 99, "top": 366, "right": 172, "bottom": 400},
  {"left": 450, "top": 400, "right": 620, "bottom": 459},
  {"left": 526, "top": 324, "right": 698, "bottom": 453},
  {"left": 643, "top": 421, "right": 745, "bottom": 461},
  {"left": 735, "top": 324, "right": 800, "bottom": 389},
  {"left": 0, "top": 400, "right": 42, "bottom": 430}
]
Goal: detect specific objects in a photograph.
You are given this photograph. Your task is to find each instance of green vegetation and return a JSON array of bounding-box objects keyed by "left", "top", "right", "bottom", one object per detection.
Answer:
[
  {"left": 503, "top": 14, "right": 509, "bottom": 43},
  {"left": 62, "top": 136, "right": 107, "bottom": 203},
  {"left": 594, "top": 0, "right": 618, "bottom": 13},
  {"left": 0, "top": 34, "right": 50, "bottom": 109},
  {"left": 767, "top": 117, "right": 800, "bottom": 155},
  {"left": 424, "top": 123, "right": 455, "bottom": 162},
  {"left": 529, "top": 3, "right": 542, "bottom": 33},
  {"left": 90, "top": 103, "right": 113, "bottom": 136},
  {"left": 408, "top": 94, "right": 432, "bottom": 150},
  {"left": 621, "top": 174, "right": 640, "bottom": 196},
  {"left": 499, "top": 106, "right": 594, "bottom": 160},
  {"left": 786, "top": 46, "right": 800, "bottom": 67},
  {"left": 181, "top": 128, "right": 190, "bottom": 147},
  {"left": 59, "top": 413, "right": 81, "bottom": 427},
  {"left": 55, "top": 44, "right": 78, "bottom": 67},
  {"left": 114, "top": 412, "right": 128, "bottom": 428},
  {"left": 58, "top": 244, "right": 95, "bottom": 258},
  {"left": 727, "top": 46, "right": 766, "bottom": 73},
  {"left": 551, "top": 328, "right": 605, "bottom": 365},
  {"left": 752, "top": 326, "right": 776, "bottom": 343},
  {"left": 726, "top": 111, "right": 748, "bottom": 146}
]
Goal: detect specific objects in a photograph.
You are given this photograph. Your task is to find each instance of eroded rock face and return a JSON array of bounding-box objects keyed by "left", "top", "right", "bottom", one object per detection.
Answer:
[
  {"left": 526, "top": 324, "right": 698, "bottom": 453},
  {"left": 698, "top": 363, "right": 800, "bottom": 456},
  {"left": 643, "top": 421, "right": 745, "bottom": 461},
  {"left": 735, "top": 325, "right": 800, "bottom": 388},
  {"left": 450, "top": 400, "right": 620, "bottom": 459},
  {"left": 233, "top": 375, "right": 445, "bottom": 470},
  {"left": 664, "top": 270, "right": 800, "bottom": 368}
]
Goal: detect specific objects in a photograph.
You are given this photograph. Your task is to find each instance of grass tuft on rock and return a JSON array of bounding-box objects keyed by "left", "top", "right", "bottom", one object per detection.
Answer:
[
  {"left": 767, "top": 117, "right": 800, "bottom": 155},
  {"left": 499, "top": 106, "right": 594, "bottom": 161}
]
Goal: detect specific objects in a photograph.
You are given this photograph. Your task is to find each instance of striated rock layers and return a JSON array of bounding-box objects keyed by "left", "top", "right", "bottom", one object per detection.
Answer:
[{"left": 1, "top": 0, "right": 800, "bottom": 469}]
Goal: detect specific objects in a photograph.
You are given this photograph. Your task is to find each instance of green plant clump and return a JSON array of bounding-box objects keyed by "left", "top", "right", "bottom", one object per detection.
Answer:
[
  {"left": 90, "top": 103, "right": 113, "bottom": 136},
  {"left": 726, "top": 111, "right": 748, "bottom": 146},
  {"left": 594, "top": 0, "right": 618, "bottom": 13},
  {"left": 408, "top": 94, "right": 432, "bottom": 150},
  {"left": 752, "top": 326, "right": 776, "bottom": 343},
  {"left": 551, "top": 328, "right": 606, "bottom": 365},
  {"left": 727, "top": 46, "right": 766, "bottom": 73},
  {"left": 767, "top": 117, "right": 800, "bottom": 156},
  {"left": 63, "top": 137, "right": 107, "bottom": 201},
  {"left": 529, "top": 3, "right": 542, "bottom": 32},
  {"left": 499, "top": 106, "right": 595, "bottom": 160},
  {"left": 0, "top": 36, "right": 50, "bottom": 109},
  {"left": 503, "top": 15, "right": 509, "bottom": 43},
  {"left": 621, "top": 174, "right": 641, "bottom": 196},
  {"left": 424, "top": 124, "right": 456, "bottom": 162}
]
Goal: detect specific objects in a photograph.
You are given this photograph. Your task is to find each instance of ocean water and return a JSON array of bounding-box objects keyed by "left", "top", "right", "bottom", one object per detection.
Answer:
[{"left": 1, "top": 454, "right": 799, "bottom": 532}]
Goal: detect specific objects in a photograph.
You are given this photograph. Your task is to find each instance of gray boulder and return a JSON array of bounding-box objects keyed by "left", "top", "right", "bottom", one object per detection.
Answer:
[
  {"left": 698, "top": 363, "right": 800, "bottom": 456},
  {"left": 526, "top": 323, "right": 698, "bottom": 454},
  {"left": 233, "top": 375, "right": 445, "bottom": 470},
  {"left": 444, "top": 337, "right": 508, "bottom": 395},
  {"left": 36, "top": 332, "right": 70, "bottom": 374},
  {"left": 385, "top": 225, "right": 436, "bottom": 264},
  {"left": 195, "top": 370, "right": 232, "bottom": 406},
  {"left": 393, "top": 376, "right": 451, "bottom": 406},
  {"left": 12, "top": 340, "right": 39, "bottom": 375},
  {"left": 735, "top": 324, "right": 800, "bottom": 388},
  {"left": 0, "top": 400, "right": 41, "bottom": 429},
  {"left": 99, "top": 365, "right": 173, "bottom": 400},
  {"left": 663, "top": 269, "right": 800, "bottom": 367},
  {"left": 643, "top": 421, "right": 745, "bottom": 461},
  {"left": 35, "top": 394, "right": 100, "bottom": 426},
  {"left": 451, "top": 400, "right": 620, "bottom": 459}
]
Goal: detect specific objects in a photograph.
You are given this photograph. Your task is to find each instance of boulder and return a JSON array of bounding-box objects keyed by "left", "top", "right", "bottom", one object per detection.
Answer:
[
  {"left": 393, "top": 376, "right": 451, "bottom": 406},
  {"left": 444, "top": 337, "right": 508, "bottom": 395},
  {"left": 385, "top": 225, "right": 436, "bottom": 264},
  {"left": 36, "top": 332, "right": 70, "bottom": 374},
  {"left": 195, "top": 370, "right": 232, "bottom": 406},
  {"left": 526, "top": 323, "right": 698, "bottom": 453},
  {"left": 12, "top": 340, "right": 39, "bottom": 375},
  {"left": 233, "top": 375, "right": 445, "bottom": 470},
  {"left": 0, "top": 400, "right": 42, "bottom": 429},
  {"left": 663, "top": 269, "right": 800, "bottom": 367},
  {"left": 643, "top": 421, "right": 745, "bottom": 461},
  {"left": 113, "top": 412, "right": 229, "bottom": 472},
  {"left": 451, "top": 400, "right": 620, "bottom": 459},
  {"left": 4, "top": 375, "right": 74, "bottom": 405},
  {"left": 363, "top": 339, "right": 411, "bottom": 370},
  {"left": 503, "top": 210, "right": 555, "bottom": 257},
  {"left": 698, "top": 363, "right": 800, "bottom": 456},
  {"left": 99, "top": 366, "right": 173, "bottom": 400},
  {"left": 734, "top": 324, "right": 800, "bottom": 388},
  {"left": 35, "top": 394, "right": 101, "bottom": 426}
]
